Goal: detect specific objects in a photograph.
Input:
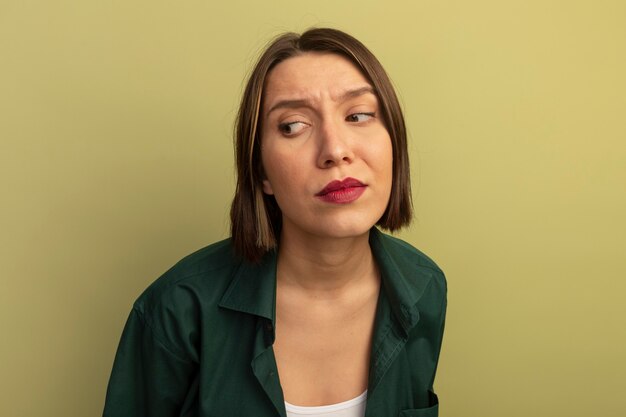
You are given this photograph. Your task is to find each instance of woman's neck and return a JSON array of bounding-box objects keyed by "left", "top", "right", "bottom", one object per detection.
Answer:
[{"left": 276, "top": 228, "right": 377, "bottom": 296}]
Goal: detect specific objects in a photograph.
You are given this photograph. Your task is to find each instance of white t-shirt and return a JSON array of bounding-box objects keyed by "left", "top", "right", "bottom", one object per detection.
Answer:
[{"left": 285, "top": 391, "right": 367, "bottom": 417}]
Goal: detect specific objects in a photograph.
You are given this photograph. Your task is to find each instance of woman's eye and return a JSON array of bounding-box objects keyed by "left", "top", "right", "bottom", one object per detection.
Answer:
[
  {"left": 346, "top": 112, "right": 375, "bottom": 123},
  {"left": 278, "top": 121, "right": 308, "bottom": 136}
]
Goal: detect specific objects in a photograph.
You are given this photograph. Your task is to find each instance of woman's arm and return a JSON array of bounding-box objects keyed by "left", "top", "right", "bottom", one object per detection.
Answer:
[{"left": 102, "top": 307, "right": 197, "bottom": 417}]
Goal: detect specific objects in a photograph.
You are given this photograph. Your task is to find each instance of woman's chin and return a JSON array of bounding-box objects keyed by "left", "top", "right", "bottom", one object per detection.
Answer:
[{"left": 283, "top": 220, "right": 376, "bottom": 242}]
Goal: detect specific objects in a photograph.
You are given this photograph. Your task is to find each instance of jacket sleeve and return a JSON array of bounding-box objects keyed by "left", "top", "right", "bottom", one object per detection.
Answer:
[
  {"left": 102, "top": 308, "right": 197, "bottom": 417},
  {"left": 429, "top": 272, "right": 447, "bottom": 396}
]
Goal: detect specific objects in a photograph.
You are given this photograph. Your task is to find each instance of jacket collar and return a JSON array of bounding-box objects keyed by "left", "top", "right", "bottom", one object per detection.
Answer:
[
  {"left": 218, "top": 248, "right": 278, "bottom": 323},
  {"left": 368, "top": 228, "right": 434, "bottom": 334},
  {"left": 218, "top": 228, "right": 434, "bottom": 333}
]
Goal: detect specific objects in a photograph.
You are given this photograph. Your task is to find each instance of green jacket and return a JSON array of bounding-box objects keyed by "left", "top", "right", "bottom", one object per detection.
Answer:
[{"left": 103, "top": 228, "right": 447, "bottom": 417}]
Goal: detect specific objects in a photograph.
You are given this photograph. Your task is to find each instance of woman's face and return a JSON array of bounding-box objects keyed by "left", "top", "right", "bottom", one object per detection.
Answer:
[{"left": 260, "top": 52, "right": 393, "bottom": 241}]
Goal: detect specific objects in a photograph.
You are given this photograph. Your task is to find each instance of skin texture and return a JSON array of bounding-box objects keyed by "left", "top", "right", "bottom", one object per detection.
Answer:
[{"left": 260, "top": 52, "right": 394, "bottom": 406}]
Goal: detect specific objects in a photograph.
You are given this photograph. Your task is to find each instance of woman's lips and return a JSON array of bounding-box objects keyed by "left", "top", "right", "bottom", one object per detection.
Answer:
[{"left": 315, "top": 177, "right": 366, "bottom": 204}]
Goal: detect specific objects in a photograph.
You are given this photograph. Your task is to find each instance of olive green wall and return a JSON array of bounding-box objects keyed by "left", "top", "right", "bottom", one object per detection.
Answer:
[{"left": 1, "top": 1, "right": 624, "bottom": 416}]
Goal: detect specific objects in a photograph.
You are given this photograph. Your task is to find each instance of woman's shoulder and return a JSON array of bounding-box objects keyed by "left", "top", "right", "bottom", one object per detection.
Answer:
[
  {"left": 372, "top": 230, "right": 445, "bottom": 278},
  {"left": 132, "top": 238, "right": 241, "bottom": 319},
  {"left": 372, "top": 229, "right": 447, "bottom": 330},
  {"left": 377, "top": 232, "right": 444, "bottom": 274}
]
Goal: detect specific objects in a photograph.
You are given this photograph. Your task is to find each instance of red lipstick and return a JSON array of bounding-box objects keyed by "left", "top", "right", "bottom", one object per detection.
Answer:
[{"left": 315, "top": 177, "right": 366, "bottom": 204}]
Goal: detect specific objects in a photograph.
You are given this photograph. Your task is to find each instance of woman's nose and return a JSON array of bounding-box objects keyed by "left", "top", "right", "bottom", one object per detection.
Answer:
[{"left": 316, "top": 119, "right": 355, "bottom": 168}]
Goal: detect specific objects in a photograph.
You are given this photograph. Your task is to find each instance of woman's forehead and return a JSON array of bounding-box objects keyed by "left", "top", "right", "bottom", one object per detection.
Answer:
[{"left": 262, "top": 52, "right": 373, "bottom": 111}]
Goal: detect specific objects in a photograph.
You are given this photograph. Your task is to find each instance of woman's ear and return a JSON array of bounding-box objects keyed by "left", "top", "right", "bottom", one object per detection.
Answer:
[{"left": 262, "top": 179, "right": 274, "bottom": 195}]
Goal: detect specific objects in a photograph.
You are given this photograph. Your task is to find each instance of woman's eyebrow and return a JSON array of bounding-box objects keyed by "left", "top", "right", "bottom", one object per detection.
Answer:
[
  {"left": 266, "top": 98, "right": 312, "bottom": 116},
  {"left": 266, "top": 86, "right": 375, "bottom": 117},
  {"left": 336, "top": 85, "right": 375, "bottom": 102}
]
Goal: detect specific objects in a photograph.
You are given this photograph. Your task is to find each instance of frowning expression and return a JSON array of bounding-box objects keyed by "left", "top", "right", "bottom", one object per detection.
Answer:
[{"left": 260, "top": 52, "right": 393, "bottom": 240}]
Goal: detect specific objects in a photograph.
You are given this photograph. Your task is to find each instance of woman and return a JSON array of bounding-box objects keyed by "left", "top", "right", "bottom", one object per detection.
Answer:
[{"left": 103, "top": 28, "right": 446, "bottom": 417}]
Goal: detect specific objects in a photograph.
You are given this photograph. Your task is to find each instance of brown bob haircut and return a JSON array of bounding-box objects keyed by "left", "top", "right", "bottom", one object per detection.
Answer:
[{"left": 230, "top": 27, "right": 412, "bottom": 262}]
